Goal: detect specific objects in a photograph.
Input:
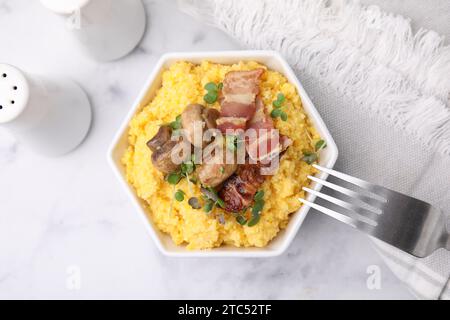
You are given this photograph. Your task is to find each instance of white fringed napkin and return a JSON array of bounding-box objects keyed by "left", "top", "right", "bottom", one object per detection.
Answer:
[{"left": 178, "top": 0, "right": 450, "bottom": 299}]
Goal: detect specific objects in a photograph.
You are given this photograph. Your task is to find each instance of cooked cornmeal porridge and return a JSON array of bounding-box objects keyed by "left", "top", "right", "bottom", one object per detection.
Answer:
[{"left": 122, "top": 61, "right": 321, "bottom": 250}]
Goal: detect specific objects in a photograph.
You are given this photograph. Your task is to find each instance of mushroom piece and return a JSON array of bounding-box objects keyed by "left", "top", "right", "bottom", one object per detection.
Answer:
[
  {"left": 198, "top": 163, "right": 238, "bottom": 188},
  {"left": 150, "top": 140, "right": 190, "bottom": 174},
  {"left": 150, "top": 140, "right": 179, "bottom": 174},
  {"left": 202, "top": 107, "right": 220, "bottom": 130},
  {"left": 181, "top": 104, "right": 205, "bottom": 148},
  {"left": 197, "top": 139, "right": 237, "bottom": 188},
  {"left": 147, "top": 125, "right": 191, "bottom": 174},
  {"left": 198, "top": 162, "right": 237, "bottom": 188},
  {"left": 146, "top": 125, "right": 172, "bottom": 152},
  {"left": 181, "top": 104, "right": 220, "bottom": 148}
]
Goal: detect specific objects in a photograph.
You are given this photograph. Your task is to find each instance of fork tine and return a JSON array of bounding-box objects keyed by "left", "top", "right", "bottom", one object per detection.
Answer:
[
  {"left": 303, "top": 187, "right": 378, "bottom": 224},
  {"left": 313, "top": 164, "right": 387, "bottom": 200},
  {"left": 307, "top": 175, "right": 384, "bottom": 210},
  {"left": 298, "top": 198, "right": 373, "bottom": 231}
]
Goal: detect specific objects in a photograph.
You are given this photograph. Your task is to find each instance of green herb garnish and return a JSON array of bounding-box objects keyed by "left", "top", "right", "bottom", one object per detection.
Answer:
[
  {"left": 204, "top": 200, "right": 214, "bottom": 213},
  {"left": 270, "top": 108, "right": 283, "bottom": 118},
  {"left": 247, "top": 192, "right": 265, "bottom": 227},
  {"left": 203, "top": 82, "right": 222, "bottom": 104},
  {"left": 167, "top": 172, "right": 182, "bottom": 185},
  {"left": 302, "top": 140, "right": 326, "bottom": 165},
  {"left": 169, "top": 115, "right": 182, "bottom": 130},
  {"left": 174, "top": 190, "right": 185, "bottom": 202},
  {"left": 254, "top": 190, "right": 265, "bottom": 201},
  {"left": 204, "top": 82, "right": 217, "bottom": 92},
  {"left": 273, "top": 93, "right": 285, "bottom": 108},
  {"left": 181, "top": 161, "right": 195, "bottom": 175},
  {"left": 247, "top": 214, "right": 261, "bottom": 227},
  {"left": 315, "top": 139, "right": 327, "bottom": 152},
  {"left": 236, "top": 215, "right": 247, "bottom": 225},
  {"left": 204, "top": 92, "right": 218, "bottom": 104},
  {"left": 216, "top": 197, "right": 225, "bottom": 209},
  {"left": 235, "top": 208, "right": 250, "bottom": 226},
  {"left": 302, "top": 150, "right": 318, "bottom": 165},
  {"left": 201, "top": 187, "right": 226, "bottom": 212},
  {"left": 251, "top": 199, "right": 265, "bottom": 216},
  {"left": 270, "top": 93, "right": 288, "bottom": 121},
  {"left": 219, "top": 166, "right": 225, "bottom": 174},
  {"left": 179, "top": 155, "right": 197, "bottom": 180},
  {"left": 166, "top": 155, "right": 197, "bottom": 194}
]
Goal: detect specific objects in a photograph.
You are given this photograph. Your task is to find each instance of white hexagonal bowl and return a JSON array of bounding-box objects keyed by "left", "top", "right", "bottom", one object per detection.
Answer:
[{"left": 108, "top": 51, "right": 338, "bottom": 257}]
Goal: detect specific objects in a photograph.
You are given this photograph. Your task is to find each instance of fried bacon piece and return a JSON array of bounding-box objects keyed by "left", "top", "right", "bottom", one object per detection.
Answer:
[
  {"left": 216, "top": 117, "right": 247, "bottom": 133},
  {"left": 280, "top": 135, "right": 293, "bottom": 151},
  {"left": 219, "top": 163, "right": 266, "bottom": 213},
  {"left": 217, "top": 69, "right": 265, "bottom": 134},
  {"left": 219, "top": 99, "right": 294, "bottom": 212},
  {"left": 246, "top": 97, "right": 292, "bottom": 162},
  {"left": 214, "top": 69, "right": 296, "bottom": 213},
  {"left": 247, "top": 97, "right": 274, "bottom": 131}
]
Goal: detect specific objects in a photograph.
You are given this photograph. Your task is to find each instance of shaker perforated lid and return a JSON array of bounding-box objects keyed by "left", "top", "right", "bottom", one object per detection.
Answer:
[
  {"left": 0, "top": 64, "right": 30, "bottom": 124},
  {"left": 40, "top": 0, "right": 90, "bottom": 14}
]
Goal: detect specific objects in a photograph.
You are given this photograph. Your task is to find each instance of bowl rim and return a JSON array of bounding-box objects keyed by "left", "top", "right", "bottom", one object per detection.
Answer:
[{"left": 107, "top": 50, "right": 338, "bottom": 257}]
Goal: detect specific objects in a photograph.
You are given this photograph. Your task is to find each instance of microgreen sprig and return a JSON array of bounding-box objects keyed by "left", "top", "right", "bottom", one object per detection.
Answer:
[
  {"left": 248, "top": 201, "right": 264, "bottom": 227},
  {"left": 302, "top": 139, "right": 327, "bottom": 165},
  {"left": 203, "top": 82, "right": 223, "bottom": 104},
  {"left": 315, "top": 139, "right": 327, "bottom": 152},
  {"left": 302, "top": 150, "right": 318, "bottom": 165},
  {"left": 166, "top": 154, "right": 197, "bottom": 204},
  {"left": 273, "top": 93, "right": 285, "bottom": 107},
  {"left": 235, "top": 190, "right": 265, "bottom": 227},
  {"left": 270, "top": 93, "right": 288, "bottom": 121},
  {"left": 181, "top": 161, "right": 195, "bottom": 176},
  {"left": 254, "top": 190, "right": 265, "bottom": 201},
  {"left": 182, "top": 155, "right": 197, "bottom": 195},
  {"left": 236, "top": 214, "right": 248, "bottom": 225},
  {"left": 167, "top": 172, "right": 182, "bottom": 185},
  {"left": 174, "top": 189, "right": 185, "bottom": 202},
  {"left": 169, "top": 115, "right": 182, "bottom": 130},
  {"left": 201, "top": 187, "right": 225, "bottom": 212},
  {"left": 204, "top": 200, "right": 214, "bottom": 213}
]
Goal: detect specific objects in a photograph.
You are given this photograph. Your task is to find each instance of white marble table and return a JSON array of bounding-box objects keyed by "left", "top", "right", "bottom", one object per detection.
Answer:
[{"left": 3, "top": 0, "right": 447, "bottom": 299}]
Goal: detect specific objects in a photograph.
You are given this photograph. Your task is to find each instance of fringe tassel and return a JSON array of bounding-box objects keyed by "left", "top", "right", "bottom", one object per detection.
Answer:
[{"left": 178, "top": 0, "right": 450, "bottom": 155}]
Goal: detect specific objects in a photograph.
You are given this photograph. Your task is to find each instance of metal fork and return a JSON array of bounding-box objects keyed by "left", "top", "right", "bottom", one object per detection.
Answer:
[{"left": 299, "top": 164, "right": 450, "bottom": 258}]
